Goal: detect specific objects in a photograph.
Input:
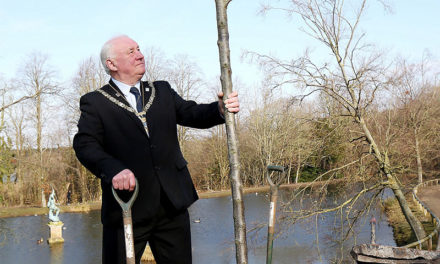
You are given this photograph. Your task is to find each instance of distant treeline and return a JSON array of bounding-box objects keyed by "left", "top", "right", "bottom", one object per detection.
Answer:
[{"left": 0, "top": 50, "right": 439, "bottom": 207}]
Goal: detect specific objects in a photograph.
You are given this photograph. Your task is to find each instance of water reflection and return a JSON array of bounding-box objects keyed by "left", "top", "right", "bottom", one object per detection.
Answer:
[
  {"left": 50, "top": 243, "right": 64, "bottom": 264},
  {"left": 0, "top": 188, "right": 395, "bottom": 264},
  {"left": 189, "top": 187, "right": 395, "bottom": 263},
  {"left": 0, "top": 215, "right": 51, "bottom": 263}
]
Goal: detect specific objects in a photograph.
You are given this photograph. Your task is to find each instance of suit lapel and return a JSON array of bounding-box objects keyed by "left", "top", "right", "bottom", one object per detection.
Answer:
[
  {"left": 101, "top": 80, "right": 149, "bottom": 137},
  {"left": 141, "top": 81, "right": 154, "bottom": 138},
  {"left": 103, "top": 79, "right": 131, "bottom": 108},
  {"left": 141, "top": 81, "right": 152, "bottom": 103}
]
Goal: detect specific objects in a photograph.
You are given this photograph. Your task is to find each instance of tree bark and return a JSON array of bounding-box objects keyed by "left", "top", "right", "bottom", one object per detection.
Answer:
[
  {"left": 214, "top": 0, "right": 248, "bottom": 263},
  {"left": 33, "top": 79, "right": 45, "bottom": 207},
  {"left": 391, "top": 181, "right": 427, "bottom": 241},
  {"left": 414, "top": 128, "right": 423, "bottom": 184},
  {"left": 295, "top": 152, "right": 301, "bottom": 184}
]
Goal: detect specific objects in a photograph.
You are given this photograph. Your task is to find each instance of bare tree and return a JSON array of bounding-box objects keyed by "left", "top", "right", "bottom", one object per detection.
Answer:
[
  {"left": 0, "top": 74, "right": 49, "bottom": 114},
  {"left": 242, "top": 81, "right": 335, "bottom": 187},
  {"left": 391, "top": 56, "right": 439, "bottom": 184},
  {"left": 67, "top": 56, "right": 108, "bottom": 133},
  {"left": 6, "top": 104, "right": 26, "bottom": 200},
  {"left": 19, "top": 52, "right": 59, "bottom": 207},
  {"left": 143, "top": 46, "right": 170, "bottom": 82},
  {"left": 254, "top": 0, "right": 426, "bottom": 241},
  {"left": 64, "top": 56, "right": 107, "bottom": 202},
  {"left": 208, "top": 125, "right": 230, "bottom": 190},
  {"left": 167, "top": 54, "right": 204, "bottom": 154}
]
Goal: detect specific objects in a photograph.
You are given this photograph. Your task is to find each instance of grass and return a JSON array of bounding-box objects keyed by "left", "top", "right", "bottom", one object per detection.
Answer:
[
  {"left": 0, "top": 201, "right": 102, "bottom": 218},
  {"left": 383, "top": 197, "right": 437, "bottom": 248}
]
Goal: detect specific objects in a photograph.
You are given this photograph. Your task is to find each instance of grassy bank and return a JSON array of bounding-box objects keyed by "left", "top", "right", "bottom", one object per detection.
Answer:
[
  {"left": 0, "top": 201, "right": 102, "bottom": 218},
  {"left": 0, "top": 188, "right": 270, "bottom": 218},
  {"left": 383, "top": 196, "right": 436, "bottom": 247}
]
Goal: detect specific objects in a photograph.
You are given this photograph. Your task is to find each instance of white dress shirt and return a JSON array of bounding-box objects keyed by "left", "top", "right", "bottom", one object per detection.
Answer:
[{"left": 112, "top": 78, "right": 141, "bottom": 113}]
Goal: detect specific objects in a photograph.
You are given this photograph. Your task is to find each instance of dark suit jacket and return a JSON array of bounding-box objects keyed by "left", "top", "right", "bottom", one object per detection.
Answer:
[{"left": 73, "top": 80, "right": 224, "bottom": 226}]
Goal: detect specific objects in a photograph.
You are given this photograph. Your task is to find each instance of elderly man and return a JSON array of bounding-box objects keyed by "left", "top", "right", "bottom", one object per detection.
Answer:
[{"left": 73, "top": 35, "right": 239, "bottom": 264}]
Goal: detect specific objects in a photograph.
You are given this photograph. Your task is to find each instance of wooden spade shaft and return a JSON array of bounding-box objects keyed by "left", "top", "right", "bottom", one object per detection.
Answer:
[
  {"left": 112, "top": 178, "right": 139, "bottom": 264},
  {"left": 266, "top": 165, "right": 285, "bottom": 264}
]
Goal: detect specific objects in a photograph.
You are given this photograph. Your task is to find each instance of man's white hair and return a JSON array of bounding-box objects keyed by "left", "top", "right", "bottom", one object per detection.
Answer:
[{"left": 100, "top": 35, "right": 129, "bottom": 75}]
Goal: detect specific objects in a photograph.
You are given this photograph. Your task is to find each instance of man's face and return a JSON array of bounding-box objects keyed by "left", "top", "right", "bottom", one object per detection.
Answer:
[{"left": 110, "top": 37, "right": 145, "bottom": 80}]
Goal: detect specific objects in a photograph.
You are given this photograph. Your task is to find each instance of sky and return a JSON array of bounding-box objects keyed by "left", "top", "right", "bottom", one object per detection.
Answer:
[{"left": 0, "top": 0, "right": 439, "bottom": 92}]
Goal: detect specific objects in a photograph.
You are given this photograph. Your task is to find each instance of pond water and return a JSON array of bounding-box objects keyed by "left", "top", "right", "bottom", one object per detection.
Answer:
[{"left": 0, "top": 188, "right": 395, "bottom": 264}]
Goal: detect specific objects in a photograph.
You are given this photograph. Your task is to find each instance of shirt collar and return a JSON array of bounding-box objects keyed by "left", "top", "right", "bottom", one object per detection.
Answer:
[{"left": 111, "top": 78, "right": 140, "bottom": 97}]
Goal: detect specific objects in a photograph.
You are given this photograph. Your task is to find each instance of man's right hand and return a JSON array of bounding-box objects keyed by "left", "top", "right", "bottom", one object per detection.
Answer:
[{"left": 112, "top": 169, "right": 136, "bottom": 191}]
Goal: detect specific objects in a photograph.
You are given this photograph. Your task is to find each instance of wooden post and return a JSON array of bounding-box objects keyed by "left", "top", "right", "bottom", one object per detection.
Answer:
[{"left": 370, "top": 217, "right": 376, "bottom": 244}]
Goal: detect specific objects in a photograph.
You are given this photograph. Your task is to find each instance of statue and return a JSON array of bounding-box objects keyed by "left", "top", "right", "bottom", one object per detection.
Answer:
[{"left": 47, "top": 188, "right": 60, "bottom": 222}]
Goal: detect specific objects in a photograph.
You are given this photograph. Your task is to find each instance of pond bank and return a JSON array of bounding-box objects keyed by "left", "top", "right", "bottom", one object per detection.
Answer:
[
  {"left": 383, "top": 196, "right": 436, "bottom": 247},
  {"left": 0, "top": 180, "right": 343, "bottom": 218},
  {"left": 0, "top": 201, "right": 102, "bottom": 218}
]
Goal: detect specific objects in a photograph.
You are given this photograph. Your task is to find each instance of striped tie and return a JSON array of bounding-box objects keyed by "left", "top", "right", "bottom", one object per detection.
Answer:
[{"left": 129, "top": 87, "right": 143, "bottom": 112}]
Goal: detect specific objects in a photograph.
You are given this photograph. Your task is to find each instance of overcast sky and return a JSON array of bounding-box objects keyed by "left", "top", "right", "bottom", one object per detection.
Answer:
[{"left": 0, "top": 0, "right": 439, "bottom": 89}]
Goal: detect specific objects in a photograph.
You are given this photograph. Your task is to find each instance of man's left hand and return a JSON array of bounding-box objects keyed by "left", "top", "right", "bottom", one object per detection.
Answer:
[{"left": 218, "top": 91, "right": 240, "bottom": 115}]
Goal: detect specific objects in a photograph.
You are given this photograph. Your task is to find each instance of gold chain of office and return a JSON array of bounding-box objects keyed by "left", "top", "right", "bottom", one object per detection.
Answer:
[{"left": 97, "top": 81, "right": 156, "bottom": 134}]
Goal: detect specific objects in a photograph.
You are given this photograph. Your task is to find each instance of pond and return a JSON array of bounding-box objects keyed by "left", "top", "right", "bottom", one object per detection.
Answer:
[{"left": 0, "top": 188, "right": 395, "bottom": 264}]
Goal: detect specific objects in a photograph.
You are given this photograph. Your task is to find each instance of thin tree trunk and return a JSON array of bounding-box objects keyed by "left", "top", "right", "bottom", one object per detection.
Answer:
[
  {"left": 295, "top": 152, "right": 301, "bottom": 184},
  {"left": 287, "top": 160, "right": 292, "bottom": 185},
  {"left": 36, "top": 93, "right": 45, "bottom": 207},
  {"left": 214, "top": 0, "right": 248, "bottom": 263},
  {"left": 414, "top": 128, "right": 423, "bottom": 184}
]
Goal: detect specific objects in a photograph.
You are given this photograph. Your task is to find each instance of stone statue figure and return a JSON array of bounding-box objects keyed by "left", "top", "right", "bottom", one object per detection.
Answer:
[{"left": 47, "top": 189, "right": 60, "bottom": 222}]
